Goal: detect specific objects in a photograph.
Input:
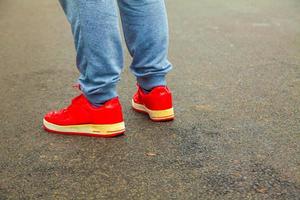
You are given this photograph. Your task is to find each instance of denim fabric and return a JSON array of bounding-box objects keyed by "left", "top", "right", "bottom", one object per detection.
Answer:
[{"left": 59, "top": 0, "right": 172, "bottom": 106}]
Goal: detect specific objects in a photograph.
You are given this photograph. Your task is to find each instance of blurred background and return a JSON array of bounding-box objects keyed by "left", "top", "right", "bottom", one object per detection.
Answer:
[{"left": 0, "top": 0, "right": 299, "bottom": 199}]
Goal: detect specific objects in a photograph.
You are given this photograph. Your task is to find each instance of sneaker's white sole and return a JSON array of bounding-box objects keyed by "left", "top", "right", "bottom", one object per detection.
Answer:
[
  {"left": 131, "top": 100, "right": 174, "bottom": 121},
  {"left": 43, "top": 119, "right": 125, "bottom": 137}
]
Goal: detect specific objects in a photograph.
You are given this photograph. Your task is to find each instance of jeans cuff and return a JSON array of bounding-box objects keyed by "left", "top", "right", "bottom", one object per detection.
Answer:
[
  {"left": 137, "top": 75, "right": 167, "bottom": 90},
  {"left": 82, "top": 84, "right": 118, "bottom": 107}
]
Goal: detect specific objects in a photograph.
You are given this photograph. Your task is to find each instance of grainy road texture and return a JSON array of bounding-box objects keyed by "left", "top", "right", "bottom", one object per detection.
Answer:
[{"left": 0, "top": 0, "right": 299, "bottom": 199}]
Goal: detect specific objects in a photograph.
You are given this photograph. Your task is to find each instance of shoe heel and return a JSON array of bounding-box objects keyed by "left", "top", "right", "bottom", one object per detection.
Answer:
[
  {"left": 132, "top": 100, "right": 174, "bottom": 121},
  {"left": 148, "top": 108, "right": 175, "bottom": 121}
]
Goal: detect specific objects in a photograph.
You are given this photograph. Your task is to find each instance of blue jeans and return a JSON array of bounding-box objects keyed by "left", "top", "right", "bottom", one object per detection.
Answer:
[{"left": 59, "top": 0, "right": 172, "bottom": 106}]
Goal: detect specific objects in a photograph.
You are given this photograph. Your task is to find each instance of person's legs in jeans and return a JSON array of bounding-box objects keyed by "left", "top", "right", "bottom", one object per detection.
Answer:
[
  {"left": 59, "top": 0, "right": 171, "bottom": 104},
  {"left": 43, "top": 0, "right": 173, "bottom": 136},
  {"left": 59, "top": 0, "right": 123, "bottom": 106},
  {"left": 117, "top": 0, "right": 172, "bottom": 90}
]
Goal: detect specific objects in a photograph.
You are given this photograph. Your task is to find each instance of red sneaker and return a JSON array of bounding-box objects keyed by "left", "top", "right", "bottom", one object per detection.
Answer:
[
  {"left": 132, "top": 85, "right": 175, "bottom": 121},
  {"left": 43, "top": 94, "right": 125, "bottom": 137}
]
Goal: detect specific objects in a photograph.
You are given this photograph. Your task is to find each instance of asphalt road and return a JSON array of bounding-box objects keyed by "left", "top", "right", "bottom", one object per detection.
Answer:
[{"left": 0, "top": 0, "right": 299, "bottom": 199}]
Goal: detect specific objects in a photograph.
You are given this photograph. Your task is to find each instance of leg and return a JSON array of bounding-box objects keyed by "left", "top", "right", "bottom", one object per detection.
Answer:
[
  {"left": 117, "top": 0, "right": 172, "bottom": 90},
  {"left": 117, "top": 0, "right": 174, "bottom": 121},
  {"left": 59, "top": 0, "right": 123, "bottom": 106},
  {"left": 43, "top": 0, "right": 125, "bottom": 137}
]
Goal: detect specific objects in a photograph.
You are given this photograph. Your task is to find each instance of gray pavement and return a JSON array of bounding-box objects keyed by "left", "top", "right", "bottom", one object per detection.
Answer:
[{"left": 0, "top": 0, "right": 300, "bottom": 199}]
